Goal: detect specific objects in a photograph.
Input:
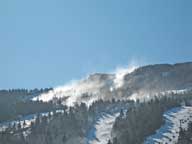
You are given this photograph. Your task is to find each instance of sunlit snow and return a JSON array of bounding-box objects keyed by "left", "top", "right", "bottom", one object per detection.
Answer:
[
  {"left": 87, "top": 113, "right": 119, "bottom": 144},
  {"left": 145, "top": 106, "right": 192, "bottom": 144},
  {"left": 32, "top": 65, "right": 138, "bottom": 107}
]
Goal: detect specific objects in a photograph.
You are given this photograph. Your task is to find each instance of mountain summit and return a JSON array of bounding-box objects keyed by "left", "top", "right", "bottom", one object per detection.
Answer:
[{"left": 33, "top": 62, "right": 192, "bottom": 106}]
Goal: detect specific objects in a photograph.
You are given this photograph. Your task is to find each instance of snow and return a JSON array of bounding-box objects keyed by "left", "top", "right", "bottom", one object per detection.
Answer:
[
  {"left": 32, "top": 65, "right": 138, "bottom": 107},
  {"left": 32, "top": 62, "right": 190, "bottom": 107},
  {"left": 87, "top": 113, "right": 119, "bottom": 144},
  {"left": 86, "top": 103, "right": 129, "bottom": 144},
  {"left": 160, "top": 89, "right": 191, "bottom": 95},
  {"left": 145, "top": 106, "right": 192, "bottom": 144},
  {"left": 0, "top": 110, "right": 64, "bottom": 135},
  {"left": 113, "top": 65, "right": 137, "bottom": 88},
  {"left": 129, "top": 88, "right": 192, "bottom": 102},
  {"left": 32, "top": 77, "right": 111, "bottom": 107},
  {"left": 0, "top": 113, "right": 38, "bottom": 132}
]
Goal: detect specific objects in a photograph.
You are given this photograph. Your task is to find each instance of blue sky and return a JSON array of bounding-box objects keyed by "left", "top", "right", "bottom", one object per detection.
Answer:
[{"left": 0, "top": 0, "right": 192, "bottom": 89}]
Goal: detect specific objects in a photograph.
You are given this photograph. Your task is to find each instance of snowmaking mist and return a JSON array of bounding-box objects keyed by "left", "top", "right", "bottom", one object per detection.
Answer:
[{"left": 32, "top": 62, "right": 140, "bottom": 107}]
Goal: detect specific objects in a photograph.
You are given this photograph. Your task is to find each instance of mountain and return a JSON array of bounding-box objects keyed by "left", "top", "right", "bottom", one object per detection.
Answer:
[
  {"left": 33, "top": 62, "right": 192, "bottom": 106},
  {"left": 118, "top": 62, "right": 192, "bottom": 99},
  {"left": 1, "top": 62, "right": 192, "bottom": 144}
]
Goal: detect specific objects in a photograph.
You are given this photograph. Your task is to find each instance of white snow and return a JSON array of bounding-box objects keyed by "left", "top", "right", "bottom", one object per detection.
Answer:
[
  {"left": 145, "top": 106, "right": 192, "bottom": 144},
  {"left": 0, "top": 110, "right": 64, "bottom": 135},
  {"left": 32, "top": 79, "right": 103, "bottom": 107},
  {"left": 113, "top": 65, "right": 137, "bottom": 88},
  {"left": 129, "top": 88, "right": 192, "bottom": 102},
  {"left": 32, "top": 65, "right": 138, "bottom": 107},
  {"left": 88, "top": 113, "right": 119, "bottom": 144},
  {"left": 160, "top": 89, "right": 191, "bottom": 95},
  {"left": 0, "top": 114, "right": 38, "bottom": 132}
]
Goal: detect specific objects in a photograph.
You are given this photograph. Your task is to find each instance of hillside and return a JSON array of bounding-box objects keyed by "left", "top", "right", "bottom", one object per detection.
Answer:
[{"left": 0, "top": 62, "right": 192, "bottom": 144}]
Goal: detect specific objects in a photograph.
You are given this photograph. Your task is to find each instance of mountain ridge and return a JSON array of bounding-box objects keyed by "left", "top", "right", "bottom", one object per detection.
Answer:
[{"left": 32, "top": 62, "right": 192, "bottom": 106}]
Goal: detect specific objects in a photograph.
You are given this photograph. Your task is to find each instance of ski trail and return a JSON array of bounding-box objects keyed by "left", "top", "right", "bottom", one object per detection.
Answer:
[
  {"left": 145, "top": 106, "right": 192, "bottom": 144},
  {"left": 88, "top": 113, "right": 119, "bottom": 144}
]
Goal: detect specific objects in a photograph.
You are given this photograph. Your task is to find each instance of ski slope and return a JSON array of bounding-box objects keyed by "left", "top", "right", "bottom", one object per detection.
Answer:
[
  {"left": 145, "top": 106, "right": 192, "bottom": 144},
  {"left": 87, "top": 113, "right": 119, "bottom": 144}
]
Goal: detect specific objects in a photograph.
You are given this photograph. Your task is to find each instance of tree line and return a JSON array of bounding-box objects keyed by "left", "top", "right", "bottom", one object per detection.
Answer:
[{"left": 111, "top": 92, "right": 192, "bottom": 144}]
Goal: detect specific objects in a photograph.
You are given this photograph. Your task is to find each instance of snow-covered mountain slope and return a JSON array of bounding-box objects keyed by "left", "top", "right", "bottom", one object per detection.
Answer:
[
  {"left": 129, "top": 88, "right": 192, "bottom": 102},
  {"left": 32, "top": 62, "right": 192, "bottom": 107},
  {"left": 32, "top": 65, "right": 137, "bottom": 107},
  {"left": 145, "top": 106, "right": 192, "bottom": 144},
  {"left": 123, "top": 62, "right": 192, "bottom": 96},
  {"left": 86, "top": 102, "right": 129, "bottom": 144},
  {"left": 0, "top": 110, "right": 64, "bottom": 135},
  {"left": 87, "top": 113, "right": 119, "bottom": 144}
]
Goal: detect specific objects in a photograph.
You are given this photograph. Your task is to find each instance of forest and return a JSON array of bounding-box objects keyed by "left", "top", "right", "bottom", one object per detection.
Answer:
[
  {"left": 0, "top": 89, "right": 192, "bottom": 144},
  {"left": 111, "top": 92, "right": 192, "bottom": 144}
]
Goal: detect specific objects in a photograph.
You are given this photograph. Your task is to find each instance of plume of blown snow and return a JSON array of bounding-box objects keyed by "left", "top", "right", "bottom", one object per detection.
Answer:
[
  {"left": 33, "top": 60, "right": 143, "bottom": 107},
  {"left": 32, "top": 75, "right": 108, "bottom": 107},
  {"left": 32, "top": 80, "right": 79, "bottom": 103},
  {"left": 113, "top": 63, "right": 138, "bottom": 88}
]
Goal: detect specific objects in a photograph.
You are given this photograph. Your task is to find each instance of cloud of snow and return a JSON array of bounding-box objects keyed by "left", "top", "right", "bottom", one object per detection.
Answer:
[
  {"left": 32, "top": 60, "right": 144, "bottom": 106},
  {"left": 32, "top": 80, "right": 78, "bottom": 102},
  {"left": 32, "top": 75, "right": 107, "bottom": 106},
  {"left": 113, "top": 61, "right": 140, "bottom": 88}
]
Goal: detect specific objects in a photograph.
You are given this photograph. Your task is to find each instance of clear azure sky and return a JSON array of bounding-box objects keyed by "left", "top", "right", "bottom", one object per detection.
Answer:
[{"left": 0, "top": 0, "right": 192, "bottom": 89}]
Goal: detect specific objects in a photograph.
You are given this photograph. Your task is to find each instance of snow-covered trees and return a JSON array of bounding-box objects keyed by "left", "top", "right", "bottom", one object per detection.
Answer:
[
  {"left": 111, "top": 93, "right": 192, "bottom": 144},
  {"left": 177, "top": 122, "right": 192, "bottom": 144}
]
